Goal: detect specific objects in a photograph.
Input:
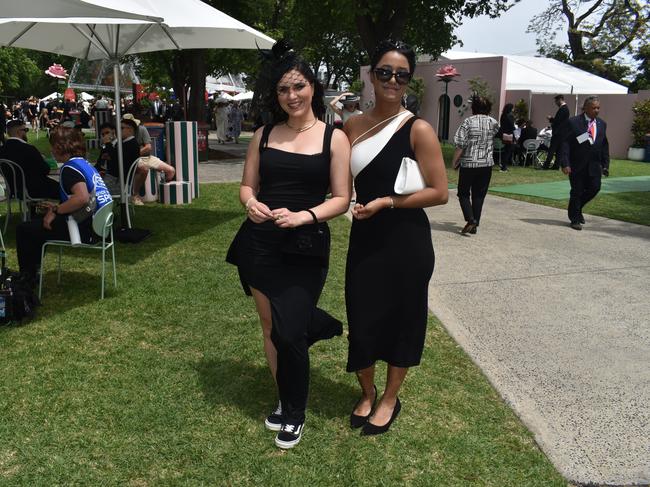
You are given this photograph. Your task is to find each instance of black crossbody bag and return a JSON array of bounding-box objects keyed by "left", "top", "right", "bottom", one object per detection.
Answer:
[{"left": 281, "top": 209, "right": 329, "bottom": 262}]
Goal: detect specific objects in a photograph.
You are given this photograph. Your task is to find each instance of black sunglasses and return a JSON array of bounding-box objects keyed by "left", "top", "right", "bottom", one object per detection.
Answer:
[{"left": 373, "top": 68, "right": 412, "bottom": 85}]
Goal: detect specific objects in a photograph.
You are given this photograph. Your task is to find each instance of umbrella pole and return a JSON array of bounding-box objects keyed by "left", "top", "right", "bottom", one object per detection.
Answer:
[{"left": 113, "top": 60, "right": 129, "bottom": 229}]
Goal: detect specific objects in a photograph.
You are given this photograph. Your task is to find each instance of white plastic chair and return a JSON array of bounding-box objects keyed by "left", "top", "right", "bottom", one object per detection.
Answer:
[
  {"left": 519, "top": 139, "right": 543, "bottom": 168},
  {"left": 38, "top": 201, "right": 117, "bottom": 300}
]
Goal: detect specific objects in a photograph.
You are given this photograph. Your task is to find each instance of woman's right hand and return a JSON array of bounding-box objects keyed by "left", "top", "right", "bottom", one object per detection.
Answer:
[{"left": 247, "top": 200, "right": 273, "bottom": 223}]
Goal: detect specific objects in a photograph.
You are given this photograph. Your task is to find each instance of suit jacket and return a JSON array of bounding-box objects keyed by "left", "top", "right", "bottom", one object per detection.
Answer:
[
  {"left": 0, "top": 139, "right": 52, "bottom": 197},
  {"left": 106, "top": 138, "right": 140, "bottom": 180},
  {"left": 149, "top": 101, "right": 166, "bottom": 120},
  {"left": 558, "top": 115, "right": 610, "bottom": 175},
  {"left": 549, "top": 104, "right": 569, "bottom": 141}
]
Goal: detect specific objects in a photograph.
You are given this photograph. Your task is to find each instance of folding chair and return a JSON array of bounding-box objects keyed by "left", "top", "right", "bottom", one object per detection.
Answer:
[
  {"left": 493, "top": 138, "right": 505, "bottom": 166},
  {"left": 38, "top": 201, "right": 117, "bottom": 300}
]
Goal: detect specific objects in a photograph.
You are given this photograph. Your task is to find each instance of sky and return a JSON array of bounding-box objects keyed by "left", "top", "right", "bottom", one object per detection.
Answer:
[{"left": 453, "top": 0, "right": 552, "bottom": 56}]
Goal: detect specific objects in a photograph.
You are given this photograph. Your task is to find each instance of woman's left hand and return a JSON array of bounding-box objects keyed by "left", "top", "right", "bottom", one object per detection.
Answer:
[
  {"left": 352, "top": 198, "right": 388, "bottom": 220},
  {"left": 271, "top": 208, "right": 309, "bottom": 228}
]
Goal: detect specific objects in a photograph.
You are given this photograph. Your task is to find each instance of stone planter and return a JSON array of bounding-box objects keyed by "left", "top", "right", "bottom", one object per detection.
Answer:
[{"left": 627, "top": 147, "right": 645, "bottom": 161}]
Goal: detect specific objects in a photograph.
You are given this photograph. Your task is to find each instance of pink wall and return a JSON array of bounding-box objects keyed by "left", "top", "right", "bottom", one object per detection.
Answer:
[{"left": 360, "top": 57, "right": 650, "bottom": 159}]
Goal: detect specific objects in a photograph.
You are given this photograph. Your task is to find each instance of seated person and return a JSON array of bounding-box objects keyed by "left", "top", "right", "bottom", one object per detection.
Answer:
[
  {"left": 122, "top": 115, "right": 175, "bottom": 206},
  {"left": 0, "top": 119, "right": 59, "bottom": 199},
  {"left": 15, "top": 126, "right": 112, "bottom": 286},
  {"left": 516, "top": 120, "right": 539, "bottom": 163},
  {"left": 122, "top": 113, "right": 152, "bottom": 156},
  {"left": 95, "top": 122, "right": 120, "bottom": 194}
]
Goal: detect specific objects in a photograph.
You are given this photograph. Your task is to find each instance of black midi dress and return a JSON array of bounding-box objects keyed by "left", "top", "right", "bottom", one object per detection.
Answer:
[
  {"left": 346, "top": 116, "right": 434, "bottom": 372},
  {"left": 226, "top": 123, "right": 341, "bottom": 423}
]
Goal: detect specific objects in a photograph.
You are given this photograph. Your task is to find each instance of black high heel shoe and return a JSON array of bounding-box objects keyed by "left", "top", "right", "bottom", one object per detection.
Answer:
[
  {"left": 361, "top": 397, "right": 401, "bottom": 436},
  {"left": 350, "top": 385, "right": 377, "bottom": 429}
]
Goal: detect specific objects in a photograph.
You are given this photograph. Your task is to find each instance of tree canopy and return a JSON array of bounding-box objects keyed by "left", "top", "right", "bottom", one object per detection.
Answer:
[{"left": 527, "top": 0, "right": 649, "bottom": 84}]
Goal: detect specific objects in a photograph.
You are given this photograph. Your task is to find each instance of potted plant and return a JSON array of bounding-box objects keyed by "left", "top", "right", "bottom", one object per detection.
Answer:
[{"left": 629, "top": 98, "right": 650, "bottom": 161}]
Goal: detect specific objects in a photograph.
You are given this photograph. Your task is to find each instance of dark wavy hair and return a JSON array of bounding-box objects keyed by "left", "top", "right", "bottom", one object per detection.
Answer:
[
  {"left": 251, "top": 39, "right": 325, "bottom": 126},
  {"left": 501, "top": 103, "right": 514, "bottom": 115},
  {"left": 49, "top": 126, "right": 86, "bottom": 159},
  {"left": 370, "top": 39, "right": 416, "bottom": 74},
  {"left": 471, "top": 95, "right": 492, "bottom": 115}
]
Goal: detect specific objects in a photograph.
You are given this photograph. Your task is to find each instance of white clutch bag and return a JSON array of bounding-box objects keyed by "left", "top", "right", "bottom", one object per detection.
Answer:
[{"left": 394, "top": 157, "right": 425, "bottom": 195}]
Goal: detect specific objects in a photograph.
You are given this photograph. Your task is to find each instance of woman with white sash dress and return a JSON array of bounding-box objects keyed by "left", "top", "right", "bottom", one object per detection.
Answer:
[{"left": 343, "top": 40, "right": 448, "bottom": 435}]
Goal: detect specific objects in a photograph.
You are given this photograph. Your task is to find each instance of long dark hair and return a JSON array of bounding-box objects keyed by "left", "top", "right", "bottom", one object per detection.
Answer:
[
  {"left": 251, "top": 39, "right": 325, "bottom": 126},
  {"left": 501, "top": 103, "right": 514, "bottom": 115},
  {"left": 370, "top": 39, "right": 416, "bottom": 74}
]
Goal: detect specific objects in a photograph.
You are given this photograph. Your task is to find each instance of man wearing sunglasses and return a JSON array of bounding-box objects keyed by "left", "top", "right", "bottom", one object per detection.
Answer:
[{"left": 0, "top": 119, "right": 60, "bottom": 200}]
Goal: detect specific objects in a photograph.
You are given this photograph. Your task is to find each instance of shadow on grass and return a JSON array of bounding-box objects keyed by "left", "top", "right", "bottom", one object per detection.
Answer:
[
  {"left": 114, "top": 206, "right": 241, "bottom": 265},
  {"left": 196, "top": 357, "right": 357, "bottom": 421}
]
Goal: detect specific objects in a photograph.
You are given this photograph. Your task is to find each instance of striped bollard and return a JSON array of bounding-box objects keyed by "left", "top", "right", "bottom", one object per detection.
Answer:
[
  {"left": 159, "top": 181, "right": 193, "bottom": 205},
  {"left": 165, "top": 121, "right": 199, "bottom": 199}
]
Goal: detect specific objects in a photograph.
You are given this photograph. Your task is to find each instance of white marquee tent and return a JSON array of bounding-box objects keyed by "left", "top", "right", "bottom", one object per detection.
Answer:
[{"left": 440, "top": 51, "right": 629, "bottom": 95}]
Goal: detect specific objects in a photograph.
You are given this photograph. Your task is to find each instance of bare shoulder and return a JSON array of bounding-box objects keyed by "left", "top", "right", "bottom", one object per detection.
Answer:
[
  {"left": 331, "top": 126, "right": 350, "bottom": 146},
  {"left": 343, "top": 113, "right": 370, "bottom": 141},
  {"left": 410, "top": 118, "right": 438, "bottom": 143}
]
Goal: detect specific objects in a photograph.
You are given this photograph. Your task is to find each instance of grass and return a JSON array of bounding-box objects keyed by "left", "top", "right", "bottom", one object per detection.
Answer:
[
  {"left": 440, "top": 143, "right": 650, "bottom": 226},
  {"left": 0, "top": 184, "right": 567, "bottom": 486}
]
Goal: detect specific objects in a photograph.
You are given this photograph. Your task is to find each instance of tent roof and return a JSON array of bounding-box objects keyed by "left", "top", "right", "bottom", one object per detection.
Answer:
[{"left": 439, "top": 51, "right": 628, "bottom": 95}]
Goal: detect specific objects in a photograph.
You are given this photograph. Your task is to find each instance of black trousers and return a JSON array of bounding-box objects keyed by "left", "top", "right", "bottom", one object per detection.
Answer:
[
  {"left": 269, "top": 267, "right": 341, "bottom": 424},
  {"left": 502, "top": 140, "right": 513, "bottom": 169},
  {"left": 568, "top": 168, "right": 601, "bottom": 223},
  {"left": 544, "top": 136, "right": 561, "bottom": 168},
  {"left": 457, "top": 166, "right": 492, "bottom": 225},
  {"left": 16, "top": 216, "right": 93, "bottom": 275}
]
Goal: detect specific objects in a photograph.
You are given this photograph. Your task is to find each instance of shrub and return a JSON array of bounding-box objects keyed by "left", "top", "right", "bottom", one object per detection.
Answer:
[{"left": 631, "top": 99, "right": 650, "bottom": 147}]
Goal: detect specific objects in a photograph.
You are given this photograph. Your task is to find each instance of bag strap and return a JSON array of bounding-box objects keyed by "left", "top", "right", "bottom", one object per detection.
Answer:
[{"left": 351, "top": 110, "right": 411, "bottom": 147}]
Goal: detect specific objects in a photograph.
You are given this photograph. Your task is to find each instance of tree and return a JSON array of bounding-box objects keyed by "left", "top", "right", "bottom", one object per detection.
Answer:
[
  {"left": 354, "top": 0, "right": 514, "bottom": 58},
  {"left": 527, "top": 0, "right": 649, "bottom": 83},
  {"left": 629, "top": 44, "right": 650, "bottom": 92}
]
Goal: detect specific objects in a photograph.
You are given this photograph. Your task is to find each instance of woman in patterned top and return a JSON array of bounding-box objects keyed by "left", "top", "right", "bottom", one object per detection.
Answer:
[{"left": 451, "top": 95, "right": 500, "bottom": 234}]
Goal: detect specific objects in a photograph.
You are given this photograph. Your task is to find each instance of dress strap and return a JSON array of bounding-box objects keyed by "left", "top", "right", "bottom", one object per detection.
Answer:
[
  {"left": 322, "top": 124, "right": 335, "bottom": 159},
  {"left": 259, "top": 124, "right": 274, "bottom": 152}
]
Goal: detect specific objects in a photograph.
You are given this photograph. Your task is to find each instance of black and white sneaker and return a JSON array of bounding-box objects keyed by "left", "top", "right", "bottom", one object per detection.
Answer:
[
  {"left": 275, "top": 421, "right": 304, "bottom": 449},
  {"left": 264, "top": 401, "right": 283, "bottom": 431}
]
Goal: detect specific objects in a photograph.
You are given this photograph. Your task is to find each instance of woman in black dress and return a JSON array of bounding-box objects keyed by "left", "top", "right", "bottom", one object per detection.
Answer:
[
  {"left": 226, "top": 41, "right": 351, "bottom": 449},
  {"left": 343, "top": 40, "right": 448, "bottom": 435},
  {"left": 499, "top": 103, "right": 516, "bottom": 171}
]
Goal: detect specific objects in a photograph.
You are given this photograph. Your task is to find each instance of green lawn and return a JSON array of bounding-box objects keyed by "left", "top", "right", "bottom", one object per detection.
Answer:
[
  {"left": 441, "top": 143, "right": 650, "bottom": 226},
  {"left": 0, "top": 184, "right": 567, "bottom": 486}
]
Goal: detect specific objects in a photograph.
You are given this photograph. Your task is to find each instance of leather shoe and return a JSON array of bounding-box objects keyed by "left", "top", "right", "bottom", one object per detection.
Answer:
[
  {"left": 350, "top": 385, "right": 377, "bottom": 429},
  {"left": 579, "top": 215, "right": 585, "bottom": 224},
  {"left": 461, "top": 221, "right": 477, "bottom": 234},
  {"left": 361, "top": 397, "right": 401, "bottom": 436},
  {"left": 469, "top": 225, "right": 477, "bottom": 234},
  {"left": 570, "top": 222, "right": 582, "bottom": 231}
]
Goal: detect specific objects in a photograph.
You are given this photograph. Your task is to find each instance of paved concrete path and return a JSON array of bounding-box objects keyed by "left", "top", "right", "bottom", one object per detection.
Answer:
[
  {"left": 198, "top": 157, "right": 650, "bottom": 485},
  {"left": 425, "top": 192, "right": 650, "bottom": 487}
]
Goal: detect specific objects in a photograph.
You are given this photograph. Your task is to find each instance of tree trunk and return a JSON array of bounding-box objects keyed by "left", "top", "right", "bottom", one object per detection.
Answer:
[{"left": 187, "top": 49, "right": 207, "bottom": 122}]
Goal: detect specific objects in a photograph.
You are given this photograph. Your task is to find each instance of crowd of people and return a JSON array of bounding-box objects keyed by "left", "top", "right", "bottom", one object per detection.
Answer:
[{"left": 1, "top": 35, "right": 610, "bottom": 452}]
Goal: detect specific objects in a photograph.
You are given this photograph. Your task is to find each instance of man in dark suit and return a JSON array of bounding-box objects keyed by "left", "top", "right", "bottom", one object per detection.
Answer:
[
  {"left": 558, "top": 96, "right": 610, "bottom": 231},
  {"left": 515, "top": 120, "right": 539, "bottom": 165},
  {"left": 149, "top": 95, "right": 166, "bottom": 122},
  {"left": 543, "top": 94, "right": 570, "bottom": 170},
  {"left": 0, "top": 119, "right": 59, "bottom": 199}
]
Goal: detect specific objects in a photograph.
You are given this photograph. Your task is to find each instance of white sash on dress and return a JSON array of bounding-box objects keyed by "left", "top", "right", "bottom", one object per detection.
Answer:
[{"left": 350, "top": 111, "right": 412, "bottom": 177}]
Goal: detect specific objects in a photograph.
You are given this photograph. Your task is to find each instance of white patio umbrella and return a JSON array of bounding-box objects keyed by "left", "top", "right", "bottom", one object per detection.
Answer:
[
  {"left": 233, "top": 91, "right": 254, "bottom": 101},
  {"left": 0, "top": 0, "right": 274, "bottom": 232}
]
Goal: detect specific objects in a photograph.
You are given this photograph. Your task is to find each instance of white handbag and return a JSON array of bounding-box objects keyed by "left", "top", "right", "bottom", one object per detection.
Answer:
[{"left": 394, "top": 157, "right": 425, "bottom": 194}]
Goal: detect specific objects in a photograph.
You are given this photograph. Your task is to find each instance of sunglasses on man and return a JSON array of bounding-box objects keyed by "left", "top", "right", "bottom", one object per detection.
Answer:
[{"left": 373, "top": 68, "right": 412, "bottom": 85}]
